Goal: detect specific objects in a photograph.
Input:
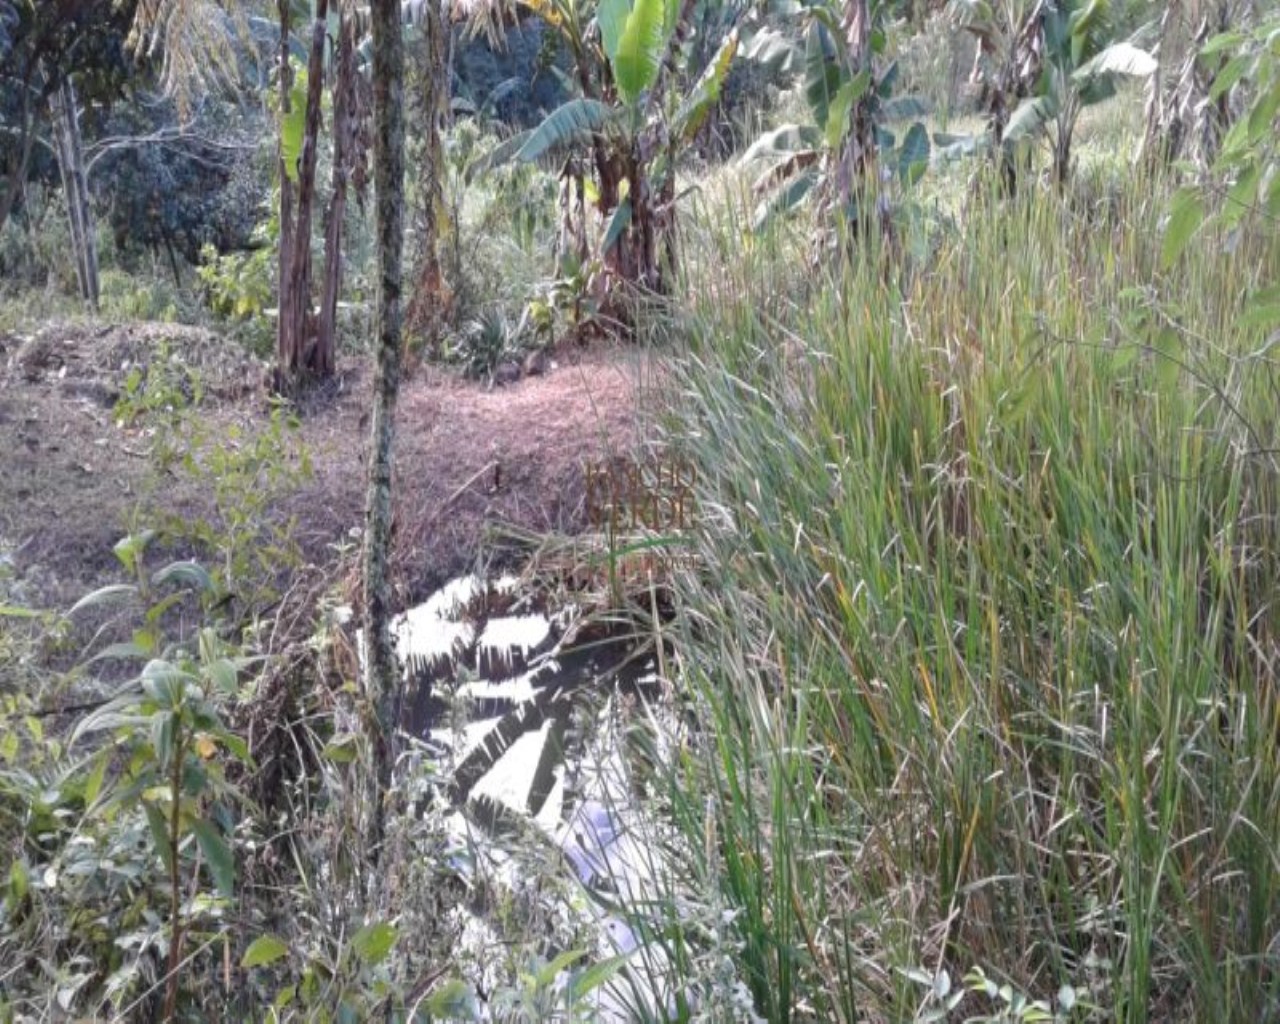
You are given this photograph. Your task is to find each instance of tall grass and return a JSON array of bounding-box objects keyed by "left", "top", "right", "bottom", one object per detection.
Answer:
[{"left": 655, "top": 168, "right": 1280, "bottom": 1023}]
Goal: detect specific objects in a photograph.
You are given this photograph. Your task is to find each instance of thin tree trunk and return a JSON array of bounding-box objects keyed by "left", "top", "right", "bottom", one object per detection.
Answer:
[
  {"left": 319, "top": 3, "right": 357, "bottom": 378},
  {"left": 406, "top": 0, "right": 449, "bottom": 346},
  {"left": 0, "top": 78, "right": 38, "bottom": 237},
  {"left": 275, "top": 0, "right": 297, "bottom": 392},
  {"left": 50, "top": 87, "right": 85, "bottom": 297},
  {"left": 284, "top": 0, "right": 329, "bottom": 380},
  {"left": 65, "top": 79, "right": 99, "bottom": 309},
  {"left": 362, "top": 0, "right": 405, "bottom": 882},
  {"left": 52, "top": 78, "right": 98, "bottom": 310}
]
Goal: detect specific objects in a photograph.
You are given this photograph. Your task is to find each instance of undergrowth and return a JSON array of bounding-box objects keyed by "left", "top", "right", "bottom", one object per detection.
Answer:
[{"left": 654, "top": 163, "right": 1280, "bottom": 1023}]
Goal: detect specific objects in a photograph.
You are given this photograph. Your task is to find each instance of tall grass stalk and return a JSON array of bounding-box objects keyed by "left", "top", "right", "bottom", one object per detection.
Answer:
[{"left": 656, "top": 167, "right": 1280, "bottom": 1022}]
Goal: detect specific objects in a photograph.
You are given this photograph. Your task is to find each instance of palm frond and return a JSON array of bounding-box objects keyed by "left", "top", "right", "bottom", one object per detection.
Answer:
[{"left": 128, "top": 0, "right": 244, "bottom": 118}]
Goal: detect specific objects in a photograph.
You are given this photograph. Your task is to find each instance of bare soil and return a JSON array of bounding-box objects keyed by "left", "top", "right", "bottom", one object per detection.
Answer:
[{"left": 0, "top": 320, "right": 646, "bottom": 615}]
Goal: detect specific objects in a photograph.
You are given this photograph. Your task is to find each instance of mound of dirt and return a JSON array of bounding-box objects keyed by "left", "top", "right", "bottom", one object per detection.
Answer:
[
  {"left": 0, "top": 319, "right": 646, "bottom": 616},
  {"left": 2, "top": 320, "right": 264, "bottom": 406}
]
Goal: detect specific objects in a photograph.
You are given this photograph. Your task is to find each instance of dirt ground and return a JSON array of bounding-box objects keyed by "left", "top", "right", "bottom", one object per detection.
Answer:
[{"left": 0, "top": 320, "right": 648, "bottom": 616}]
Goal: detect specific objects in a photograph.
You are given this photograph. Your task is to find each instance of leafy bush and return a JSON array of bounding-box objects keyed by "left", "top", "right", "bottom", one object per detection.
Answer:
[
  {"left": 0, "top": 535, "right": 252, "bottom": 1019},
  {"left": 196, "top": 237, "right": 276, "bottom": 359}
]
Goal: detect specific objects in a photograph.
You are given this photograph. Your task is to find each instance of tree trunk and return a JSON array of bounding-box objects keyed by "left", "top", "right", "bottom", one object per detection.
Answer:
[
  {"left": 319, "top": 4, "right": 358, "bottom": 378},
  {"left": 278, "top": 0, "right": 330, "bottom": 386},
  {"left": 362, "top": 0, "right": 405, "bottom": 881},
  {"left": 0, "top": 75, "right": 38, "bottom": 238},
  {"left": 406, "top": 0, "right": 450, "bottom": 348},
  {"left": 275, "top": 0, "right": 297, "bottom": 392},
  {"left": 52, "top": 78, "right": 99, "bottom": 310}
]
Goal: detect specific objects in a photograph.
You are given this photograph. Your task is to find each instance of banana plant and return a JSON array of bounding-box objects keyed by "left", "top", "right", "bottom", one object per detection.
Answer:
[
  {"left": 999, "top": 0, "right": 1157, "bottom": 187},
  {"left": 738, "top": 0, "right": 930, "bottom": 232},
  {"left": 478, "top": 0, "right": 739, "bottom": 298},
  {"left": 945, "top": 0, "right": 1044, "bottom": 185}
]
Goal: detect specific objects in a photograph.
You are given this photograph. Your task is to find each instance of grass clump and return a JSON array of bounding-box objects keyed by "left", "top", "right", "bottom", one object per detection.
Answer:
[{"left": 658, "top": 169, "right": 1280, "bottom": 1023}]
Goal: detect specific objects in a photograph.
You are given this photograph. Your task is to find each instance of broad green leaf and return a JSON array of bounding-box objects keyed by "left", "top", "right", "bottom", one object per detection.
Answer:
[
  {"left": 1161, "top": 187, "right": 1205, "bottom": 268},
  {"left": 1076, "top": 71, "right": 1117, "bottom": 107},
  {"left": 142, "top": 660, "right": 192, "bottom": 705},
  {"left": 322, "top": 734, "right": 359, "bottom": 763},
  {"left": 1239, "top": 302, "right": 1280, "bottom": 330},
  {"left": 897, "top": 122, "right": 930, "bottom": 184},
  {"left": 1200, "top": 29, "right": 1245, "bottom": 56},
  {"left": 131, "top": 628, "right": 157, "bottom": 655},
  {"left": 0, "top": 604, "right": 40, "bottom": 618},
  {"left": 803, "top": 22, "right": 842, "bottom": 127},
  {"left": 1073, "top": 41, "right": 1157, "bottom": 81},
  {"left": 602, "top": 198, "right": 632, "bottom": 253},
  {"left": 113, "top": 531, "right": 154, "bottom": 572},
  {"left": 207, "top": 658, "right": 239, "bottom": 694},
  {"left": 597, "top": 0, "right": 628, "bottom": 62},
  {"left": 613, "top": 0, "right": 666, "bottom": 103},
  {"left": 933, "top": 130, "right": 987, "bottom": 162},
  {"left": 1209, "top": 53, "right": 1250, "bottom": 101},
  {"left": 1109, "top": 344, "right": 1140, "bottom": 373},
  {"left": 881, "top": 95, "right": 928, "bottom": 120},
  {"left": 242, "top": 933, "right": 290, "bottom": 968},
  {"left": 143, "top": 591, "right": 186, "bottom": 627},
  {"left": 1247, "top": 79, "right": 1280, "bottom": 143},
  {"left": 515, "top": 100, "right": 612, "bottom": 163},
  {"left": 1218, "top": 111, "right": 1251, "bottom": 164},
  {"left": 876, "top": 58, "right": 899, "bottom": 99},
  {"left": 1222, "top": 161, "right": 1261, "bottom": 227},
  {"left": 192, "top": 818, "right": 236, "bottom": 897},
  {"left": 144, "top": 801, "right": 175, "bottom": 876},
  {"left": 351, "top": 921, "right": 398, "bottom": 965},
  {"left": 824, "top": 70, "right": 870, "bottom": 149},
  {"left": 215, "top": 729, "right": 252, "bottom": 764},
  {"left": 150, "top": 711, "right": 176, "bottom": 768},
  {"left": 1003, "top": 95, "right": 1055, "bottom": 143}
]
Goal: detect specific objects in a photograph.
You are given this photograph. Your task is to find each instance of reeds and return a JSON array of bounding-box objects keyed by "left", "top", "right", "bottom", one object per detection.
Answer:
[{"left": 652, "top": 166, "right": 1280, "bottom": 1023}]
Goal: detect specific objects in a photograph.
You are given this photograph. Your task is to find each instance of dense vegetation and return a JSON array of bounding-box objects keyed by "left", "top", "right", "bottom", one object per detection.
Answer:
[{"left": 1, "top": 0, "right": 1277, "bottom": 1021}]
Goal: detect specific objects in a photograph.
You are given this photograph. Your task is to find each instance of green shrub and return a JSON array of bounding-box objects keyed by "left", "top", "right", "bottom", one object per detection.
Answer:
[{"left": 196, "top": 243, "right": 275, "bottom": 358}]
